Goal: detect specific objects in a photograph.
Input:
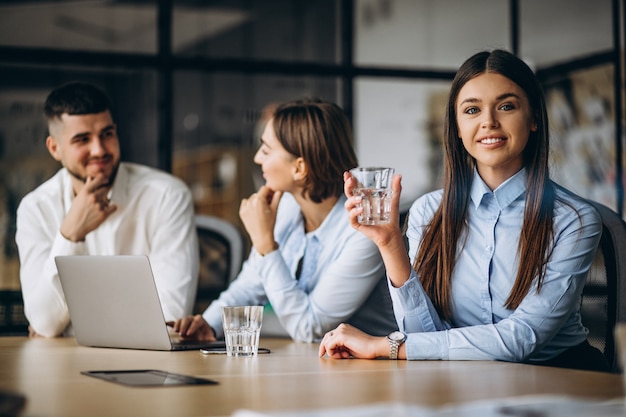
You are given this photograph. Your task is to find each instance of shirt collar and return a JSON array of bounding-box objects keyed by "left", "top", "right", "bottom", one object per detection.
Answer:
[
  {"left": 470, "top": 168, "right": 526, "bottom": 210},
  {"left": 108, "top": 162, "right": 128, "bottom": 205},
  {"left": 306, "top": 194, "right": 347, "bottom": 240}
]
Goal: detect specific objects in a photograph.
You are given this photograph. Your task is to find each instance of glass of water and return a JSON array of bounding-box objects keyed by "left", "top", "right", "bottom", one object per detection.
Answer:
[
  {"left": 221, "top": 306, "right": 264, "bottom": 357},
  {"left": 349, "top": 167, "right": 394, "bottom": 225}
]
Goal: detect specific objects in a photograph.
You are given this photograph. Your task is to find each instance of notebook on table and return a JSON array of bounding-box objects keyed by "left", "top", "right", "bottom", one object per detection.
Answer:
[{"left": 55, "top": 255, "right": 225, "bottom": 351}]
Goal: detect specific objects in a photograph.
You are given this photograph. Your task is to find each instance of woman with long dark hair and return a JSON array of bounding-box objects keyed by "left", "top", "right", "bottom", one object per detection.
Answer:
[{"left": 319, "top": 50, "right": 608, "bottom": 372}]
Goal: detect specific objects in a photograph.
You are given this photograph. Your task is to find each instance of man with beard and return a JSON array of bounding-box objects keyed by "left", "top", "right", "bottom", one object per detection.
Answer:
[{"left": 15, "top": 82, "right": 199, "bottom": 338}]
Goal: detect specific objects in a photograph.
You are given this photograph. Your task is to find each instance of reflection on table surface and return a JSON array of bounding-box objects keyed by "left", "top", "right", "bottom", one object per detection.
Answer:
[{"left": 0, "top": 337, "right": 622, "bottom": 417}]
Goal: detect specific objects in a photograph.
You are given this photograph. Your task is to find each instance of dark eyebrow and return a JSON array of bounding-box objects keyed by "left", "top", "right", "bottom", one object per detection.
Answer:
[
  {"left": 259, "top": 138, "right": 271, "bottom": 148},
  {"left": 496, "top": 92, "right": 521, "bottom": 101},
  {"left": 69, "top": 124, "right": 116, "bottom": 141},
  {"left": 70, "top": 132, "right": 90, "bottom": 141},
  {"left": 458, "top": 97, "right": 479, "bottom": 106},
  {"left": 101, "top": 124, "right": 116, "bottom": 134},
  {"left": 458, "top": 92, "right": 521, "bottom": 107}
]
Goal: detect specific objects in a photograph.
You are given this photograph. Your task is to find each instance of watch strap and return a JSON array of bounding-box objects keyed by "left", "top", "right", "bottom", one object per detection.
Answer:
[{"left": 389, "top": 339, "right": 400, "bottom": 360}]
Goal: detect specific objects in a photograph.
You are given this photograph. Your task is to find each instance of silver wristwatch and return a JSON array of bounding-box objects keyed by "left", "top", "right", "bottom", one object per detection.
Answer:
[{"left": 386, "top": 331, "right": 407, "bottom": 360}]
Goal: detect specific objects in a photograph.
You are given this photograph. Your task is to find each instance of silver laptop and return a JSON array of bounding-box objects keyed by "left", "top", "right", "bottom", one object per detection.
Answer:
[{"left": 55, "top": 255, "right": 225, "bottom": 351}]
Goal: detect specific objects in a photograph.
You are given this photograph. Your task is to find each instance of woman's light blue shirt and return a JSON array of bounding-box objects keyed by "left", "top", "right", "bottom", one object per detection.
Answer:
[
  {"left": 392, "top": 169, "right": 602, "bottom": 362},
  {"left": 203, "top": 193, "right": 396, "bottom": 342}
]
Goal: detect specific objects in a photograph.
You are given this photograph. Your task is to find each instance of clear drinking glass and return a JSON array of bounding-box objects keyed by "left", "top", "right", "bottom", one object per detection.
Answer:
[
  {"left": 221, "top": 306, "right": 264, "bottom": 357},
  {"left": 350, "top": 167, "right": 394, "bottom": 225}
]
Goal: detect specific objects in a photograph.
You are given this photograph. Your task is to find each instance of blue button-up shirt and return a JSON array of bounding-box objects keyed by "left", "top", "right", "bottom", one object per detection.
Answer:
[
  {"left": 203, "top": 192, "right": 397, "bottom": 342},
  {"left": 392, "top": 169, "right": 602, "bottom": 362}
]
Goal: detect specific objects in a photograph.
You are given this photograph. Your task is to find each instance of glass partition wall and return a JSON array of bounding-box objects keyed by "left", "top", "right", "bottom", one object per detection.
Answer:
[{"left": 0, "top": 0, "right": 623, "bottom": 292}]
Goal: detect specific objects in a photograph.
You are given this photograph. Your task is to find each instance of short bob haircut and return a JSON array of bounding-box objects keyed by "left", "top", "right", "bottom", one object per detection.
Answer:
[{"left": 271, "top": 98, "right": 358, "bottom": 203}]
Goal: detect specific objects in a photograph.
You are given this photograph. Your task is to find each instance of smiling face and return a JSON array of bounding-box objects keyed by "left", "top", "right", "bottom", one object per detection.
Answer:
[
  {"left": 253, "top": 118, "right": 304, "bottom": 193},
  {"left": 46, "top": 110, "right": 121, "bottom": 194},
  {"left": 456, "top": 72, "right": 537, "bottom": 189}
]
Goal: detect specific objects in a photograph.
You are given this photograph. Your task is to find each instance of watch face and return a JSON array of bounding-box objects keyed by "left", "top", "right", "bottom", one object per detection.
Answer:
[{"left": 388, "top": 331, "right": 406, "bottom": 342}]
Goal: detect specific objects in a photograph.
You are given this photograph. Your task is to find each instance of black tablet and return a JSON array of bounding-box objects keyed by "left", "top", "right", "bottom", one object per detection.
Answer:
[
  {"left": 81, "top": 370, "right": 218, "bottom": 387},
  {"left": 0, "top": 390, "right": 27, "bottom": 415}
]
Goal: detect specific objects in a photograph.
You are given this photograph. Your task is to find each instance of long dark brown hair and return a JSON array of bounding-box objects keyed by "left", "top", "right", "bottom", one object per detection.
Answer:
[{"left": 414, "top": 49, "right": 556, "bottom": 320}]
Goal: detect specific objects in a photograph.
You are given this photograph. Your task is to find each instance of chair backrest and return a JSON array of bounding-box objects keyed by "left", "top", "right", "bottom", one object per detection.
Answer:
[
  {"left": 194, "top": 215, "right": 246, "bottom": 313},
  {"left": 580, "top": 201, "right": 626, "bottom": 372},
  {"left": 0, "top": 290, "right": 29, "bottom": 336}
]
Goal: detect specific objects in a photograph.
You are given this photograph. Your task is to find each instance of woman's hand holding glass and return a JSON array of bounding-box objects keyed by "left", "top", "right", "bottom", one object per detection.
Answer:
[
  {"left": 344, "top": 171, "right": 413, "bottom": 289},
  {"left": 343, "top": 171, "right": 403, "bottom": 246}
]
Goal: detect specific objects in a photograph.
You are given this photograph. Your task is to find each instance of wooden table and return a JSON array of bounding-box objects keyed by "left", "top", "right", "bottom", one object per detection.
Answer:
[{"left": 0, "top": 337, "right": 622, "bottom": 417}]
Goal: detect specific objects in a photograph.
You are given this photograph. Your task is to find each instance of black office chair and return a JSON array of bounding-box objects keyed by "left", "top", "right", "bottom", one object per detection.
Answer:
[
  {"left": 580, "top": 201, "right": 626, "bottom": 372},
  {"left": 0, "top": 290, "right": 29, "bottom": 336},
  {"left": 194, "top": 215, "right": 246, "bottom": 314}
]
